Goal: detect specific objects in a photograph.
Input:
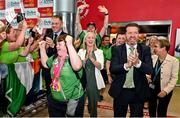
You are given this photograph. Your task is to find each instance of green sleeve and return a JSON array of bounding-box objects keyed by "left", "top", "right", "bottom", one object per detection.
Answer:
[
  {"left": 16, "top": 47, "right": 27, "bottom": 62},
  {"left": 106, "top": 47, "right": 112, "bottom": 61},
  {"left": 79, "top": 31, "right": 85, "bottom": 49},
  {"left": 31, "top": 51, "right": 39, "bottom": 60},
  {"left": 1, "top": 41, "right": 10, "bottom": 52},
  {"left": 46, "top": 56, "right": 55, "bottom": 68},
  {"left": 77, "top": 67, "right": 83, "bottom": 79},
  {"left": 96, "top": 34, "right": 102, "bottom": 48},
  {"left": 0, "top": 41, "right": 19, "bottom": 64}
]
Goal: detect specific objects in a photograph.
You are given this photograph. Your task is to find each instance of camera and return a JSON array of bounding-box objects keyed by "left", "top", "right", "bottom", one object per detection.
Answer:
[
  {"left": 29, "top": 29, "right": 36, "bottom": 38},
  {"left": 17, "top": 13, "right": 25, "bottom": 23}
]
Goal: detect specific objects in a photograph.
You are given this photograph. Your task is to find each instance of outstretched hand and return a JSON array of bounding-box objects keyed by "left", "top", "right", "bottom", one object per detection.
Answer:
[
  {"left": 98, "top": 5, "right": 108, "bottom": 14},
  {"left": 78, "top": 4, "right": 89, "bottom": 12}
]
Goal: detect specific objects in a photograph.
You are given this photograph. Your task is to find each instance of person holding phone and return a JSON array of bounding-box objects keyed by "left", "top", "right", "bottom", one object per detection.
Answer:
[{"left": 42, "top": 15, "right": 67, "bottom": 96}]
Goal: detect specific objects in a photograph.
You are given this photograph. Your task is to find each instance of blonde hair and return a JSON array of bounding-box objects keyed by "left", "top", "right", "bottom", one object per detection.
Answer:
[{"left": 82, "top": 32, "right": 97, "bottom": 50}]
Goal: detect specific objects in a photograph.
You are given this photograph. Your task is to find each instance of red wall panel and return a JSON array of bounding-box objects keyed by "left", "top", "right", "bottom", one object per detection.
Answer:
[
  {"left": 23, "top": 0, "right": 37, "bottom": 8},
  {"left": 38, "top": 7, "right": 53, "bottom": 18},
  {"left": 0, "top": 0, "right": 5, "bottom": 10},
  {"left": 81, "top": 0, "right": 180, "bottom": 55}
]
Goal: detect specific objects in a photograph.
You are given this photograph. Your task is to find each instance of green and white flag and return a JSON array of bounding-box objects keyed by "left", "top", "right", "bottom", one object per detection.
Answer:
[{"left": 5, "top": 62, "right": 34, "bottom": 116}]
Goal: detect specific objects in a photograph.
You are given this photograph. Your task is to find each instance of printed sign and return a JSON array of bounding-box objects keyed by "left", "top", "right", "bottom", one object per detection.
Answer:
[
  {"left": 23, "top": 0, "right": 37, "bottom": 8},
  {"left": 24, "top": 8, "right": 38, "bottom": 18},
  {"left": 0, "top": 10, "right": 5, "bottom": 20},
  {"left": 38, "top": 0, "right": 53, "bottom": 8},
  {"left": 0, "top": 0, "right": 5, "bottom": 10},
  {"left": 38, "top": 7, "right": 53, "bottom": 18},
  {"left": 38, "top": 18, "right": 52, "bottom": 28},
  {"left": 5, "top": 0, "right": 20, "bottom": 9},
  {"left": 26, "top": 18, "right": 38, "bottom": 28}
]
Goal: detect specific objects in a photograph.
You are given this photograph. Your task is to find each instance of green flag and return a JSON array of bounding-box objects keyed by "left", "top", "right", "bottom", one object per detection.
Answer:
[{"left": 5, "top": 62, "right": 34, "bottom": 116}]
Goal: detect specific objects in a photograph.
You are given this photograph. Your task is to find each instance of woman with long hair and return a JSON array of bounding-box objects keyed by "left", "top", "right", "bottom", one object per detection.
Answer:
[{"left": 78, "top": 32, "right": 105, "bottom": 117}]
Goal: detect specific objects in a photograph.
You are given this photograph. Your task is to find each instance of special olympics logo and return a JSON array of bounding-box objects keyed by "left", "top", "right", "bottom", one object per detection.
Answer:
[{"left": 77, "top": 0, "right": 89, "bottom": 19}]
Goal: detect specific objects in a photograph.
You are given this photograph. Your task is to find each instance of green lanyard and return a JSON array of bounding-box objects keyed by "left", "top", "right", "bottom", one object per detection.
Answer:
[{"left": 153, "top": 59, "right": 163, "bottom": 81}]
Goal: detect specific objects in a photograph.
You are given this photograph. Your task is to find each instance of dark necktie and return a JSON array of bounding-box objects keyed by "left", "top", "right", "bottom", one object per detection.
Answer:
[{"left": 53, "top": 33, "right": 58, "bottom": 40}]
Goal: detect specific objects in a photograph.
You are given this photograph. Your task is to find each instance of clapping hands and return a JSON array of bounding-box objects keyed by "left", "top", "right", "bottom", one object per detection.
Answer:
[
  {"left": 126, "top": 49, "right": 140, "bottom": 68},
  {"left": 128, "top": 49, "right": 140, "bottom": 66},
  {"left": 85, "top": 49, "right": 95, "bottom": 62}
]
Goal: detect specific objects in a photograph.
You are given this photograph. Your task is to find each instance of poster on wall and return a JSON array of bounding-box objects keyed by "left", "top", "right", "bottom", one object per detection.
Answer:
[
  {"left": 0, "top": 0, "right": 53, "bottom": 28},
  {"left": 175, "top": 28, "right": 180, "bottom": 85},
  {"left": 175, "top": 29, "right": 180, "bottom": 57}
]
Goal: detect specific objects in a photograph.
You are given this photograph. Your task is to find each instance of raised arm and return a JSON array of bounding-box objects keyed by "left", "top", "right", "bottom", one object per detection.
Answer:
[
  {"left": 19, "top": 37, "right": 34, "bottom": 56},
  {"left": 30, "top": 35, "right": 43, "bottom": 52},
  {"left": 8, "top": 20, "right": 28, "bottom": 51},
  {"left": 98, "top": 5, "right": 109, "bottom": 37},
  {"left": 75, "top": 4, "right": 89, "bottom": 34},
  {"left": 0, "top": 22, "right": 6, "bottom": 44},
  {"left": 65, "top": 35, "right": 82, "bottom": 71},
  {"left": 39, "top": 41, "right": 48, "bottom": 68}
]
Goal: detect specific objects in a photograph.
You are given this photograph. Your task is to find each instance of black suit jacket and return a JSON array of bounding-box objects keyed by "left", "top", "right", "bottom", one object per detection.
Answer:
[
  {"left": 44, "top": 28, "right": 67, "bottom": 57},
  {"left": 109, "top": 43, "right": 153, "bottom": 102}
]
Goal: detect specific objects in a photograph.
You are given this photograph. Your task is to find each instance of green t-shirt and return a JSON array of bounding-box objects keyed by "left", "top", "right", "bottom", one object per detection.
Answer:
[
  {"left": 47, "top": 56, "right": 84, "bottom": 101},
  {"left": 31, "top": 50, "right": 39, "bottom": 60},
  {"left": 16, "top": 47, "right": 27, "bottom": 62},
  {"left": 0, "top": 41, "right": 20, "bottom": 64},
  {"left": 106, "top": 46, "right": 112, "bottom": 61},
  {"left": 99, "top": 45, "right": 112, "bottom": 68},
  {"left": 79, "top": 31, "right": 102, "bottom": 49}
]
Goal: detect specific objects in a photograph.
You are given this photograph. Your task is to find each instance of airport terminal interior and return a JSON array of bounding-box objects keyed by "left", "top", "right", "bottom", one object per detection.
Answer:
[{"left": 0, "top": 0, "right": 180, "bottom": 117}]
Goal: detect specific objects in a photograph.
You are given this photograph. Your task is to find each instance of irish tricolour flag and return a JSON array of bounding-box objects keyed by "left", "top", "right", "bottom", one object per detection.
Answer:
[{"left": 5, "top": 62, "right": 34, "bottom": 116}]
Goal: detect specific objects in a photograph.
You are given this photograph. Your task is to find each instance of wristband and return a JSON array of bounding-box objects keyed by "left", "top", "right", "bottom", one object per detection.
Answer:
[{"left": 105, "top": 13, "right": 108, "bottom": 15}]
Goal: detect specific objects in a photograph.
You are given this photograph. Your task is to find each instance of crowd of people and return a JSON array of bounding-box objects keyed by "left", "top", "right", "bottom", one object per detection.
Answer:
[{"left": 0, "top": 3, "right": 179, "bottom": 117}]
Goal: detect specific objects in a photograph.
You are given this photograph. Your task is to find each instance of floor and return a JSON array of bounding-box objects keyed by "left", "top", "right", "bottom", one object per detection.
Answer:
[{"left": 21, "top": 84, "right": 180, "bottom": 117}]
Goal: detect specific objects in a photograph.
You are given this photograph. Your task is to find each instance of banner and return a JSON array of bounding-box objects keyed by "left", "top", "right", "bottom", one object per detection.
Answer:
[
  {"left": 0, "top": 0, "right": 53, "bottom": 29},
  {"left": 6, "top": 62, "right": 34, "bottom": 116}
]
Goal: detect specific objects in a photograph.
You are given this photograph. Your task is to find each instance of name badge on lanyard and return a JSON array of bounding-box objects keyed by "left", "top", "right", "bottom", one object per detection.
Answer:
[{"left": 149, "top": 59, "right": 163, "bottom": 89}]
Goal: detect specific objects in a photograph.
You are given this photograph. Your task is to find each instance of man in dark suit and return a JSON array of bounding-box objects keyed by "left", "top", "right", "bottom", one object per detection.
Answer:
[
  {"left": 42, "top": 15, "right": 67, "bottom": 95},
  {"left": 109, "top": 23, "right": 153, "bottom": 117}
]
